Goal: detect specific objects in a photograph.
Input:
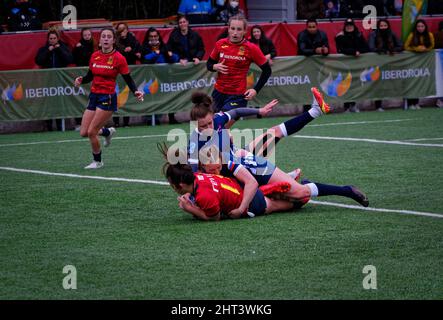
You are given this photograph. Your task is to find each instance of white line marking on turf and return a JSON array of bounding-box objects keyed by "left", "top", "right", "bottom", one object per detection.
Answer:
[
  {"left": 309, "top": 200, "right": 443, "bottom": 219},
  {"left": 293, "top": 135, "right": 443, "bottom": 148},
  {"left": 0, "top": 166, "right": 169, "bottom": 186},
  {"left": 405, "top": 137, "right": 443, "bottom": 142},
  {"left": 1, "top": 166, "right": 442, "bottom": 219},
  {"left": 0, "top": 119, "right": 415, "bottom": 148}
]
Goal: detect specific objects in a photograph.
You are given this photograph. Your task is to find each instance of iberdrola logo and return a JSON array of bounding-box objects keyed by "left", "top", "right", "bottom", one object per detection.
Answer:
[
  {"left": 116, "top": 83, "right": 129, "bottom": 108},
  {"left": 318, "top": 61, "right": 352, "bottom": 97},
  {"left": 320, "top": 72, "right": 352, "bottom": 97},
  {"left": 1, "top": 83, "right": 24, "bottom": 102},
  {"left": 360, "top": 66, "right": 380, "bottom": 85},
  {"left": 139, "top": 79, "right": 159, "bottom": 95},
  {"left": 246, "top": 73, "right": 255, "bottom": 89}
]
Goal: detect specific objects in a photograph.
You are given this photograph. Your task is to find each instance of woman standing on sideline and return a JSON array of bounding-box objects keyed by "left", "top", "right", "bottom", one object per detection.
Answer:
[
  {"left": 404, "top": 19, "right": 435, "bottom": 110},
  {"left": 74, "top": 28, "right": 144, "bottom": 169}
]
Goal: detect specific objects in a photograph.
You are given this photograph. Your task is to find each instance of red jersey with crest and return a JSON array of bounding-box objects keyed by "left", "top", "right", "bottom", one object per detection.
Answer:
[
  {"left": 89, "top": 50, "right": 129, "bottom": 94},
  {"left": 210, "top": 38, "right": 267, "bottom": 95},
  {"left": 193, "top": 173, "right": 244, "bottom": 217}
]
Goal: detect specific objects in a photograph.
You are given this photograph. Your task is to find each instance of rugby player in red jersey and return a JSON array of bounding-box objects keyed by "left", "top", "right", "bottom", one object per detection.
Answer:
[
  {"left": 74, "top": 28, "right": 144, "bottom": 169},
  {"left": 159, "top": 143, "right": 294, "bottom": 221},
  {"left": 207, "top": 15, "right": 272, "bottom": 112}
]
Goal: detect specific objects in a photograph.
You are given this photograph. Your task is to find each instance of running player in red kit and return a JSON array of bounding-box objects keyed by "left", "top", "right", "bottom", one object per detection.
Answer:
[
  {"left": 74, "top": 28, "right": 144, "bottom": 169},
  {"left": 207, "top": 15, "right": 272, "bottom": 112}
]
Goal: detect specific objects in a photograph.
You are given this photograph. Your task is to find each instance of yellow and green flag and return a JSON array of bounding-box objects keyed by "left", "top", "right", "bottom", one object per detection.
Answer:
[{"left": 402, "top": 0, "right": 428, "bottom": 42}]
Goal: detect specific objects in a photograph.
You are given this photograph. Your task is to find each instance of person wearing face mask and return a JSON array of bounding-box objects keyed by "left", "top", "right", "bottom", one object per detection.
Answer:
[
  {"left": 368, "top": 19, "right": 403, "bottom": 111},
  {"left": 218, "top": 0, "right": 245, "bottom": 24},
  {"left": 335, "top": 18, "right": 369, "bottom": 113},
  {"left": 141, "top": 27, "right": 179, "bottom": 64}
]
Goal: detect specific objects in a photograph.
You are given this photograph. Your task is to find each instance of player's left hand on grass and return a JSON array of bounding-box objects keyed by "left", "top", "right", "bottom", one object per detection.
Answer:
[
  {"left": 135, "top": 90, "right": 144, "bottom": 102},
  {"left": 244, "top": 89, "right": 257, "bottom": 101},
  {"left": 259, "top": 99, "right": 279, "bottom": 116},
  {"left": 228, "top": 207, "right": 244, "bottom": 219}
]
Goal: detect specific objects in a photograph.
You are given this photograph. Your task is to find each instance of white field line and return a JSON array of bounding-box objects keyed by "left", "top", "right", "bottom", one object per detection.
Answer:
[
  {"left": 1, "top": 166, "right": 442, "bottom": 219},
  {"left": 293, "top": 135, "right": 443, "bottom": 148},
  {"left": 0, "top": 118, "right": 416, "bottom": 148},
  {"left": 404, "top": 137, "right": 443, "bottom": 142}
]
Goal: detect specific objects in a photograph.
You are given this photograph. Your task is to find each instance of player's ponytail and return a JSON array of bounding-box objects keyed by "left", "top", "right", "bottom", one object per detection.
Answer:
[
  {"left": 190, "top": 91, "right": 214, "bottom": 121},
  {"left": 157, "top": 142, "right": 194, "bottom": 189}
]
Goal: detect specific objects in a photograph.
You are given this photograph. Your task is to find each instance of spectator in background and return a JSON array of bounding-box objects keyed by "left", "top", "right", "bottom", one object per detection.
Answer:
[
  {"left": 141, "top": 27, "right": 179, "bottom": 64},
  {"left": 115, "top": 22, "right": 142, "bottom": 65},
  {"left": 427, "top": 0, "right": 443, "bottom": 15},
  {"left": 218, "top": 0, "right": 245, "bottom": 24},
  {"left": 335, "top": 18, "right": 369, "bottom": 113},
  {"left": 297, "top": 19, "right": 329, "bottom": 112},
  {"left": 404, "top": 19, "right": 435, "bottom": 110},
  {"left": 7, "top": 0, "right": 41, "bottom": 32},
  {"left": 141, "top": 27, "right": 180, "bottom": 125},
  {"left": 72, "top": 28, "right": 96, "bottom": 130},
  {"left": 297, "top": 19, "right": 329, "bottom": 56},
  {"left": 35, "top": 29, "right": 73, "bottom": 131},
  {"left": 297, "top": 0, "right": 325, "bottom": 20},
  {"left": 178, "top": 0, "right": 214, "bottom": 24},
  {"left": 368, "top": 19, "right": 403, "bottom": 111},
  {"left": 394, "top": 0, "right": 402, "bottom": 15},
  {"left": 250, "top": 25, "right": 277, "bottom": 66},
  {"left": 363, "top": 0, "right": 395, "bottom": 16},
  {"left": 114, "top": 23, "right": 141, "bottom": 127},
  {"left": 324, "top": 1, "right": 340, "bottom": 19},
  {"left": 167, "top": 15, "right": 205, "bottom": 124},
  {"left": 339, "top": 0, "right": 365, "bottom": 18},
  {"left": 73, "top": 28, "right": 96, "bottom": 67},
  {"left": 167, "top": 15, "right": 205, "bottom": 66},
  {"left": 435, "top": 21, "right": 443, "bottom": 108},
  {"left": 35, "top": 30, "right": 73, "bottom": 69}
]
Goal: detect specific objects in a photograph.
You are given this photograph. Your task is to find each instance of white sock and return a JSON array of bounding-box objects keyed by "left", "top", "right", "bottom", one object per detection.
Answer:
[
  {"left": 306, "top": 183, "right": 319, "bottom": 197},
  {"left": 278, "top": 123, "right": 288, "bottom": 137},
  {"left": 287, "top": 171, "right": 296, "bottom": 179},
  {"left": 308, "top": 97, "right": 322, "bottom": 119}
]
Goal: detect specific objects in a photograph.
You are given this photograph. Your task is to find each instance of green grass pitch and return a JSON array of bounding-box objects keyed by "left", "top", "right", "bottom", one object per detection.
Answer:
[{"left": 0, "top": 108, "right": 442, "bottom": 299}]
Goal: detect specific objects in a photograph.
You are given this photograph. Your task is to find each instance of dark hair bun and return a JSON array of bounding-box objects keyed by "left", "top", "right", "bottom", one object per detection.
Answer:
[{"left": 191, "top": 91, "right": 212, "bottom": 106}]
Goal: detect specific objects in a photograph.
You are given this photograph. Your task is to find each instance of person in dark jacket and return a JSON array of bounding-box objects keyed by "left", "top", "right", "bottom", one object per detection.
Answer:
[
  {"left": 335, "top": 18, "right": 369, "bottom": 113},
  {"left": 72, "top": 28, "right": 96, "bottom": 67},
  {"left": 167, "top": 15, "right": 205, "bottom": 66},
  {"left": 115, "top": 22, "right": 142, "bottom": 65},
  {"left": 72, "top": 28, "right": 96, "bottom": 129},
  {"left": 368, "top": 19, "right": 403, "bottom": 111},
  {"left": 114, "top": 22, "right": 141, "bottom": 127},
  {"left": 35, "top": 30, "right": 73, "bottom": 131},
  {"left": 298, "top": 19, "right": 330, "bottom": 112},
  {"left": 250, "top": 25, "right": 277, "bottom": 65},
  {"left": 141, "top": 27, "right": 179, "bottom": 64},
  {"left": 297, "top": 18, "right": 330, "bottom": 56},
  {"left": 35, "top": 30, "right": 73, "bottom": 68}
]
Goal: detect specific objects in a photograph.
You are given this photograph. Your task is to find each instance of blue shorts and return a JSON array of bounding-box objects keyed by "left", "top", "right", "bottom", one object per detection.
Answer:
[
  {"left": 212, "top": 88, "right": 248, "bottom": 112},
  {"left": 247, "top": 189, "right": 267, "bottom": 217},
  {"left": 87, "top": 93, "right": 118, "bottom": 112}
]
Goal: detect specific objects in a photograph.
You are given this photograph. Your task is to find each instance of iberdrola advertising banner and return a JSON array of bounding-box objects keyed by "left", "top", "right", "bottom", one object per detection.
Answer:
[{"left": 0, "top": 51, "right": 437, "bottom": 121}]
